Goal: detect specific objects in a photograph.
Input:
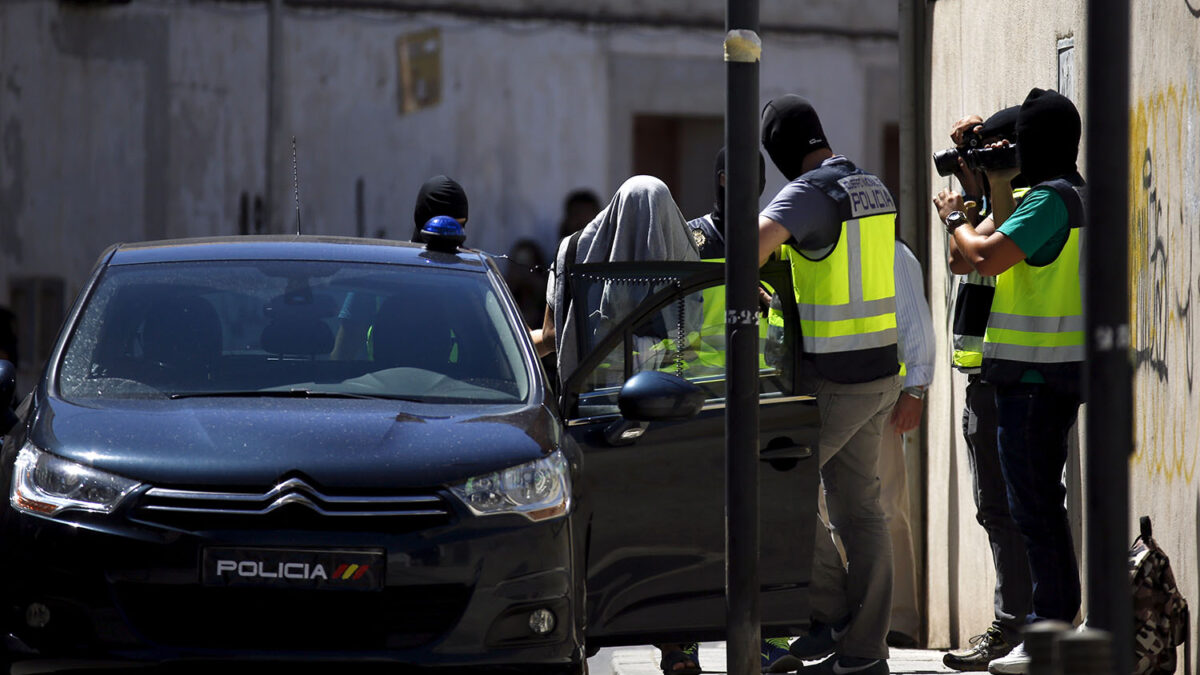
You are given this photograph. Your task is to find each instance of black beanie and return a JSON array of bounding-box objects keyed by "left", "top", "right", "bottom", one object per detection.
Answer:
[
  {"left": 412, "top": 175, "right": 469, "bottom": 242},
  {"left": 1015, "top": 88, "right": 1081, "bottom": 185},
  {"left": 979, "top": 105, "right": 1020, "bottom": 142},
  {"left": 761, "top": 95, "right": 830, "bottom": 181}
]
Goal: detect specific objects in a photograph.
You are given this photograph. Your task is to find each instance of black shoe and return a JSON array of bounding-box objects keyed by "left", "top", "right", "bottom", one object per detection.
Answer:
[
  {"left": 799, "top": 654, "right": 888, "bottom": 675},
  {"left": 942, "top": 626, "right": 1013, "bottom": 672},
  {"left": 885, "top": 631, "right": 918, "bottom": 649},
  {"left": 788, "top": 617, "right": 850, "bottom": 661},
  {"left": 659, "top": 642, "right": 701, "bottom": 675}
]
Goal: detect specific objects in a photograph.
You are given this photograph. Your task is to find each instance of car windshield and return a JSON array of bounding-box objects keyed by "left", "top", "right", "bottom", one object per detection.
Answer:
[{"left": 57, "top": 259, "right": 531, "bottom": 404}]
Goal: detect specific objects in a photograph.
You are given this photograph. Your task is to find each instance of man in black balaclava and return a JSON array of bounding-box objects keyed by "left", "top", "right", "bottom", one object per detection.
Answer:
[
  {"left": 1014, "top": 88, "right": 1081, "bottom": 185},
  {"left": 411, "top": 175, "right": 469, "bottom": 243},
  {"left": 686, "top": 147, "right": 766, "bottom": 259},
  {"left": 757, "top": 95, "right": 901, "bottom": 675},
  {"left": 331, "top": 175, "right": 470, "bottom": 359},
  {"left": 937, "top": 87, "right": 1087, "bottom": 674},
  {"left": 934, "top": 104, "right": 1035, "bottom": 672}
]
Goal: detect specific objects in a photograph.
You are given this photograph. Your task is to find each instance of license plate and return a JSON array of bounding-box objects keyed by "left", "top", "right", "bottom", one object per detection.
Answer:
[{"left": 202, "top": 547, "right": 385, "bottom": 591}]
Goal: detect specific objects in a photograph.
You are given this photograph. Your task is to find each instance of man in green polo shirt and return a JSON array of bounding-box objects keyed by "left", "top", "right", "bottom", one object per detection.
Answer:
[{"left": 939, "top": 88, "right": 1086, "bottom": 675}]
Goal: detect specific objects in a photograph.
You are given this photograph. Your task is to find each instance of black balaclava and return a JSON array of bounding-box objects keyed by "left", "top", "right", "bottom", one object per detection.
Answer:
[
  {"left": 710, "top": 147, "right": 767, "bottom": 235},
  {"left": 979, "top": 105, "right": 1019, "bottom": 142},
  {"left": 1015, "top": 88, "right": 1081, "bottom": 185},
  {"left": 979, "top": 105, "right": 1029, "bottom": 190},
  {"left": 760, "top": 95, "right": 830, "bottom": 181},
  {"left": 411, "top": 175, "right": 469, "bottom": 242}
]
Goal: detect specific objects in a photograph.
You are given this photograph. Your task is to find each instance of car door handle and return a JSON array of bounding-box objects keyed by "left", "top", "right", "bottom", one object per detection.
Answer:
[{"left": 603, "top": 419, "right": 648, "bottom": 446}]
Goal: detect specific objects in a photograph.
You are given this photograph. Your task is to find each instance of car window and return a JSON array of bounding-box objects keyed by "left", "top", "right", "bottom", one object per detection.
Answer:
[
  {"left": 566, "top": 262, "right": 795, "bottom": 418},
  {"left": 58, "top": 260, "right": 530, "bottom": 403}
]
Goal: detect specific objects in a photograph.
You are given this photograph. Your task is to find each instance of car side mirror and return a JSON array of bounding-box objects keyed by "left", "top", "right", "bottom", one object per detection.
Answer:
[
  {"left": 617, "top": 371, "right": 705, "bottom": 422},
  {"left": 0, "top": 360, "right": 17, "bottom": 436}
]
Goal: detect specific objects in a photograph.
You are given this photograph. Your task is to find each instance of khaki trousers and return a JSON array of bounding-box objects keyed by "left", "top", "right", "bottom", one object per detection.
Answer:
[
  {"left": 877, "top": 425, "right": 919, "bottom": 640},
  {"left": 808, "top": 374, "right": 901, "bottom": 661}
]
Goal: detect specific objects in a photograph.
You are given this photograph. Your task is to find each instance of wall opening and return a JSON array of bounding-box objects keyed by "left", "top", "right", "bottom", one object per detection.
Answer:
[{"left": 631, "top": 114, "right": 724, "bottom": 220}]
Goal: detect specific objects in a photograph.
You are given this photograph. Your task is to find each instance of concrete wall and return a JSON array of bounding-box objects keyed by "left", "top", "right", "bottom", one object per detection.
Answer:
[
  {"left": 1127, "top": 2, "right": 1200, "bottom": 670},
  {"left": 925, "top": 0, "right": 1200, "bottom": 664},
  {"left": 0, "top": 0, "right": 897, "bottom": 388}
]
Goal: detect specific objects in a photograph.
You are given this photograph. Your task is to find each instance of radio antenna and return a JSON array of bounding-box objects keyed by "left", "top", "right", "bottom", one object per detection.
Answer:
[{"left": 291, "top": 136, "right": 302, "bottom": 235}]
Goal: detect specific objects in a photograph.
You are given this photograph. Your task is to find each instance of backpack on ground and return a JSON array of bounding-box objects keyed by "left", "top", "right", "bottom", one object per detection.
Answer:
[{"left": 1130, "top": 516, "right": 1189, "bottom": 674}]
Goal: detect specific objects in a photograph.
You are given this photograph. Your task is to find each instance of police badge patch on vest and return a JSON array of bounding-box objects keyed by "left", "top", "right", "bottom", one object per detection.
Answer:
[
  {"left": 691, "top": 227, "right": 707, "bottom": 250},
  {"left": 836, "top": 174, "right": 896, "bottom": 219}
]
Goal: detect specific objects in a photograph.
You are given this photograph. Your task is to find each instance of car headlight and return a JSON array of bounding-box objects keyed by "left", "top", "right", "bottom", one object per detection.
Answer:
[
  {"left": 11, "top": 444, "right": 141, "bottom": 516},
  {"left": 449, "top": 451, "right": 571, "bottom": 522}
]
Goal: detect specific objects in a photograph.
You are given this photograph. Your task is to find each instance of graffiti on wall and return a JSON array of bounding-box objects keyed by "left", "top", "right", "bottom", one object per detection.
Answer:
[{"left": 1129, "top": 84, "right": 1200, "bottom": 484}]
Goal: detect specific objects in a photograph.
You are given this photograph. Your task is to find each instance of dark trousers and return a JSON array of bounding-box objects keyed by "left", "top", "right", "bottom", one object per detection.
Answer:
[
  {"left": 963, "top": 377, "right": 1031, "bottom": 643},
  {"left": 994, "top": 383, "right": 1082, "bottom": 624}
]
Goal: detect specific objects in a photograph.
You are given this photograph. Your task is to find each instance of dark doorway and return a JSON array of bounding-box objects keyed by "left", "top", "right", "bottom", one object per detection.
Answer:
[{"left": 632, "top": 114, "right": 724, "bottom": 220}]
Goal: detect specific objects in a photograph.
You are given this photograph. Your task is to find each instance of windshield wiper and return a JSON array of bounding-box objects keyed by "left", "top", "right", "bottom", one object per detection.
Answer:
[{"left": 168, "top": 390, "right": 427, "bottom": 402}]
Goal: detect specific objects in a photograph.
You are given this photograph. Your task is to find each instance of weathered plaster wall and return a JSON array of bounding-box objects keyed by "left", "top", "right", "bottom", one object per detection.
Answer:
[
  {"left": 926, "top": 0, "right": 1200, "bottom": 664},
  {"left": 0, "top": 0, "right": 897, "bottom": 383},
  {"left": 925, "top": 0, "right": 1088, "bottom": 647},
  {"left": 1126, "top": 4, "right": 1200, "bottom": 670}
]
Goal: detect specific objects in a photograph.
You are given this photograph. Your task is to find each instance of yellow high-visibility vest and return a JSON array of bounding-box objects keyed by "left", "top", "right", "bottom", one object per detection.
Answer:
[
  {"left": 779, "top": 165, "right": 899, "bottom": 383},
  {"left": 982, "top": 178, "right": 1086, "bottom": 382},
  {"left": 692, "top": 257, "right": 770, "bottom": 371},
  {"left": 785, "top": 211, "right": 898, "bottom": 355},
  {"left": 952, "top": 187, "right": 1030, "bottom": 371}
]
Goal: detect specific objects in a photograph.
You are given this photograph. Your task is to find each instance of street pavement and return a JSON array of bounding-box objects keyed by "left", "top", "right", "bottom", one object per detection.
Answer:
[{"left": 589, "top": 642, "right": 957, "bottom": 675}]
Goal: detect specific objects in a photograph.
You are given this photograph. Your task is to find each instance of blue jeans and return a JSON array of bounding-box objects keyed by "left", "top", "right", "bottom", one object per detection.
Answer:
[
  {"left": 964, "top": 377, "right": 1031, "bottom": 643},
  {"left": 994, "top": 383, "right": 1081, "bottom": 624}
]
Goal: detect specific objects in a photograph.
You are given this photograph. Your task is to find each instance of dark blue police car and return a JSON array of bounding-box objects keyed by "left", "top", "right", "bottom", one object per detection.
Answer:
[{"left": 0, "top": 233, "right": 820, "bottom": 672}]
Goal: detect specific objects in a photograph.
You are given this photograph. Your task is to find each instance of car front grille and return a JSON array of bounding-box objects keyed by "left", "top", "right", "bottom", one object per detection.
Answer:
[
  {"left": 114, "top": 582, "right": 471, "bottom": 650},
  {"left": 129, "top": 477, "right": 455, "bottom": 533}
]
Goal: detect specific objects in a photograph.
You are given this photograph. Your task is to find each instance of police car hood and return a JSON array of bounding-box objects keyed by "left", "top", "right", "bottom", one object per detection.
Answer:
[{"left": 35, "top": 394, "right": 560, "bottom": 490}]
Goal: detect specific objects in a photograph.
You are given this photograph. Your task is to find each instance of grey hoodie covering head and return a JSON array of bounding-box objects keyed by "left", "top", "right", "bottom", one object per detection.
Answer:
[{"left": 550, "top": 175, "right": 700, "bottom": 379}]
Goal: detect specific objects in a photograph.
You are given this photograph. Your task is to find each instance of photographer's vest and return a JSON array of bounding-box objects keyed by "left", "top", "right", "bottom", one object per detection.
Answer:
[
  {"left": 951, "top": 187, "right": 1030, "bottom": 372},
  {"left": 982, "top": 174, "right": 1086, "bottom": 387},
  {"left": 782, "top": 161, "right": 900, "bottom": 384}
]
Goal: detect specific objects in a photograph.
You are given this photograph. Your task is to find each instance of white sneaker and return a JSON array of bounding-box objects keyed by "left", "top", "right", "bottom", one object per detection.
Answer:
[{"left": 987, "top": 642, "right": 1030, "bottom": 674}]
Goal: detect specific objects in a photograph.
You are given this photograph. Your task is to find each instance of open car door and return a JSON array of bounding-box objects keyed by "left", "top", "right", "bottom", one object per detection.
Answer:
[{"left": 560, "top": 260, "right": 820, "bottom": 648}]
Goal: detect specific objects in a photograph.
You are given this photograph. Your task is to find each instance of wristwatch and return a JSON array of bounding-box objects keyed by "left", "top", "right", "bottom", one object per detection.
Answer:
[
  {"left": 944, "top": 210, "right": 969, "bottom": 234},
  {"left": 902, "top": 386, "right": 927, "bottom": 400}
]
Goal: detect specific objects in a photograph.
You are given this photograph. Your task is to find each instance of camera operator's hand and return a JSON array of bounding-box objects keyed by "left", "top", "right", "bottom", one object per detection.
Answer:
[
  {"left": 950, "top": 115, "right": 984, "bottom": 146},
  {"left": 949, "top": 115, "right": 985, "bottom": 195},
  {"left": 982, "top": 140, "right": 1021, "bottom": 185},
  {"left": 934, "top": 188, "right": 966, "bottom": 223}
]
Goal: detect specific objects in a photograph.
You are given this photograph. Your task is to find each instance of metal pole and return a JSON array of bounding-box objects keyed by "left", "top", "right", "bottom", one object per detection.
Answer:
[
  {"left": 1084, "top": 1, "right": 1132, "bottom": 674},
  {"left": 898, "top": 0, "right": 930, "bottom": 263},
  {"left": 266, "top": 0, "right": 284, "bottom": 234},
  {"left": 724, "top": 2, "right": 761, "bottom": 675}
]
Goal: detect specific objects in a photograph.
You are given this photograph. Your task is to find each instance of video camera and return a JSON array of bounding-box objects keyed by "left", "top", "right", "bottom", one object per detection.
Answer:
[{"left": 932, "top": 128, "right": 1020, "bottom": 177}]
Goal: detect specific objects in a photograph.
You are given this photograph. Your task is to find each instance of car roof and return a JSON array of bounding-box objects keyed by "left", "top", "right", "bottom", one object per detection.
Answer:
[{"left": 107, "top": 235, "right": 489, "bottom": 272}]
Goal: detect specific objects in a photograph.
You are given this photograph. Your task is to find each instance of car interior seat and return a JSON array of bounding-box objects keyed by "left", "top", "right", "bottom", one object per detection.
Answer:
[
  {"left": 370, "top": 293, "right": 454, "bottom": 373},
  {"left": 260, "top": 292, "right": 336, "bottom": 358},
  {"left": 140, "top": 295, "right": 223, "bottom": 388}
]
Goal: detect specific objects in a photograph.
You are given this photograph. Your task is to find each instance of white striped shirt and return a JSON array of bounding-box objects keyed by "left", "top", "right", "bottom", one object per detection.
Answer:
[{"left": 895, "top": 241, "right": 936, "bottom": 389}]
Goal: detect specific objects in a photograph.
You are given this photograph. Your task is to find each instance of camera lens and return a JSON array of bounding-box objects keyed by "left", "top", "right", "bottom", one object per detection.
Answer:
[
  {"left": 932, "top": 148, "right": 962, "bottom": 177},
  {"left": 965, "top": 144, "right": 1020, "bottom": 172}
]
